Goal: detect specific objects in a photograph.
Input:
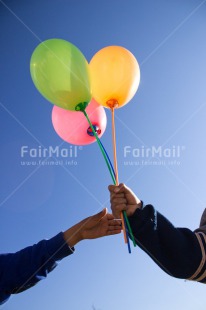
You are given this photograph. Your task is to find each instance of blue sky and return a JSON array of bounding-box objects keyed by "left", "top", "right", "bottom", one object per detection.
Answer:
[{"left": 1, "top": 0, "right": 206, "bottom": 309}]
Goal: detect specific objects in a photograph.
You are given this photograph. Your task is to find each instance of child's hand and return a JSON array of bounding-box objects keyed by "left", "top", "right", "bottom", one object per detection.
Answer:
[
  {"left": 63, "top": 208, "right": 122, "bottom": 247},
  {"left": 108, "top": 183, "right": 142, "bottom": 219}
]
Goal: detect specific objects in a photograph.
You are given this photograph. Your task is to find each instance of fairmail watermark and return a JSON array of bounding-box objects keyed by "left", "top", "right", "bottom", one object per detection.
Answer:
[
  {"left": 20, "top": 145, "right": 82, "bottom": 166},
  {"left": 123, "top": 145, "right": 185, "bottom": 166}
]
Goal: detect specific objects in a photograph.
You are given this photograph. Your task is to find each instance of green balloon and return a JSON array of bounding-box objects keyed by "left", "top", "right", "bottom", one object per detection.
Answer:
[{"left": 30, "top": 39, "right": 91, "bottom": 111}]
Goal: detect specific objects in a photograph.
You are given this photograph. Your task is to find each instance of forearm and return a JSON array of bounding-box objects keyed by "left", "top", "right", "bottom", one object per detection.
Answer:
[
  {"left": 63, "top": 223, "right": 83, "bottom": 247},
  {"left": 129, "top": 205, "right": 202, "bottom": 279},
  {"left": 0, "top": 232, "right": 74, "bottom": 302}
]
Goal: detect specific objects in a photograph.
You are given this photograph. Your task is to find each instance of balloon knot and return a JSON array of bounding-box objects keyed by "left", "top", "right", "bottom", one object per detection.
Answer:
[
  {"left": 75, "top": 102, "right": 88, "bottom": 112},
  {"left": 106, "top": 99, "right": 119, "bottom": 109}
]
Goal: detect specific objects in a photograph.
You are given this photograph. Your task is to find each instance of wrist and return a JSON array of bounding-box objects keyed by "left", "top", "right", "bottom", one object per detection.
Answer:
[
  {"left": 63, "top": 223, "right": 83, "bottom": 247},
  {"left": 127, "top": 201, "right": 142, "bottom": 217}
]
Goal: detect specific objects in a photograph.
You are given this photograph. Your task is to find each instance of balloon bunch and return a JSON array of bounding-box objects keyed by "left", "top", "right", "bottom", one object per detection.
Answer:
[{"left": 30, "top": 39, "right": 140, "bottom": 253}]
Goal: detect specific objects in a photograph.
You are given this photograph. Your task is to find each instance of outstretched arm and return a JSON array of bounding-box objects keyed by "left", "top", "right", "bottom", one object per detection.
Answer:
[
  {"left": 0, "top": 209, "right": 121, "bottom": 304},
  {"left": 109, "top": 184, "right": 202, "bottom": 280}
]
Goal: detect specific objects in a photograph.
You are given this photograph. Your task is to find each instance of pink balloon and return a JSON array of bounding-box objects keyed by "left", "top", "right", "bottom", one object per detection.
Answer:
[{"left": 52, "top": 99, "right": 107, "bottom": 145}]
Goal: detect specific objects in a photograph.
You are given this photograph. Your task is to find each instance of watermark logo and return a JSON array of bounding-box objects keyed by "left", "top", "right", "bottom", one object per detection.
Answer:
[
  {"left": 20, "top": 145, "right": 82, "bottom": 166},
  {"left": 123, "top": 145, "right": 185, "bottom": 166}
]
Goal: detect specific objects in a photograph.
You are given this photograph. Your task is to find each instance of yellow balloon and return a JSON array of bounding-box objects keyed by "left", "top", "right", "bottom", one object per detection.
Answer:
[{"left": 89, "top": 46, "right": 140, "bottom": 109}]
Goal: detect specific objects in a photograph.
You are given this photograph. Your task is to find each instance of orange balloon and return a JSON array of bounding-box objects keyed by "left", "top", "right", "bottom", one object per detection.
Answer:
[{"left": 89, "top": 46, "right": 140, "bottom": 109}]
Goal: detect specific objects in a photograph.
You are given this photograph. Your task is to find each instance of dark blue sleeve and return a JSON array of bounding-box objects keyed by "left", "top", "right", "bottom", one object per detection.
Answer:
[
  {"left": 129, "top": 205, "right": 202, "bottom": 279},
  {"left": 0, "top": 232, "right": 74, "bottom": 304}
]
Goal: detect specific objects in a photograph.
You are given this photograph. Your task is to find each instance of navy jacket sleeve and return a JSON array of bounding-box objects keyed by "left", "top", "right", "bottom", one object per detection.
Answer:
[
  {"left": 0, "top": 232, "right": 74, "bottom": 304},
  {"left": 129, "top": 205, "right": 202, "bottom": 279}
]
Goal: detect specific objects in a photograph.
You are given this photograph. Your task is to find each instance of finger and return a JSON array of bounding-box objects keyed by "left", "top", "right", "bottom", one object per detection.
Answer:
[
  {"left": 108, "top": 219, "right": 122, "bottom": 226},
  {"left": 111, "top": 204, "right": 127, "bottom": 218},
  {"left": 108, "top": 183, "right": 123, "bottom": 193},
  {"left": 106, "top": 213, "right": 115, "bottom": 220},
  {"left": 110, "top": 193, "right": 125, "bottom": 201},
  {"left": 114, "top": 183, "right": 132, "bottom": 195},
  {"left": 106, "top": 229, "right": 122, "bottom": 236},
  {"left": 110, "top": 197, "right": 127, "bottom": 204},
  {"left": 108, "top": 185, "right": 117, "bottom": 192},
  {"left": 108, "top": 225, "right": 122, "bottom": 231},
  {"left": 113, "top": 226, "right": 122, "bottom": 231},
  {"left": 111, "top": 203, "right": 127, "bottom": 211}
]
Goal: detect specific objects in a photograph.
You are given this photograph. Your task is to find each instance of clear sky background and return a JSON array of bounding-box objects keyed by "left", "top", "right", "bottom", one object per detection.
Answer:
[{"left": 1, "top": 0, "right": 206, "bottom": 309}]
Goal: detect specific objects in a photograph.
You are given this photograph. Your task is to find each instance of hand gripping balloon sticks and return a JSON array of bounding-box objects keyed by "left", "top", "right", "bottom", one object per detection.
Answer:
[{"left": 30, "top": 39, "right": 140, "bottom": 253}]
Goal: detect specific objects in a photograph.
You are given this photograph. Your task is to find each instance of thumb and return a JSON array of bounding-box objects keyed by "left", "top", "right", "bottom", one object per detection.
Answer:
[
  {"left": 93, "top": 208, "right": 107, "bottom": 221},
  {"left": 114, "top": 183, "right": 131, "bottom": 194}
]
